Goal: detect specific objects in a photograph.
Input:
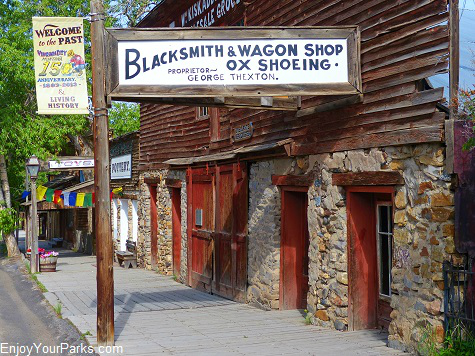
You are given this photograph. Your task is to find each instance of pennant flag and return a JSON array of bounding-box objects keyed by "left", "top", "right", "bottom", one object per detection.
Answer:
[
  {"left": 76, "top": 193, "right": 85, "bottom": 207},
  {"left": 53, "top": 190, "right": 62, "bottom": 204},
  {"left": 45, "top": 188, "right": 54, "bottom": 202},
  {"left": 69, "top": 192, "right": 77, "bottom": 206},
  {"left": 63, "top": 192, "right": 70, "bottom": 207},
  {"left": 21, "top": 191, "right": 31, "bottom": 199},
  {"left": 84, "top": 193, "right": 93, "bottom": 207},
  {"left": 37, "top": 185, "right": 47, "bottom": 201},
  {"left": 112, "top": 187, "right": 123, "bottom": 195}
]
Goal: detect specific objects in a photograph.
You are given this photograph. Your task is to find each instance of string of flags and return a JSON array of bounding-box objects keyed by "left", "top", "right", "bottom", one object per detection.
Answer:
[{"left": 21, "top": 186, "right": 123, "bottom": 208}]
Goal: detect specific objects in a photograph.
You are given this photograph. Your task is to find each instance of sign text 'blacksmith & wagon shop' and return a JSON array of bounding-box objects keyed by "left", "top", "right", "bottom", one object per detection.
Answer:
[
  {"left": 120, "top": 40, "right": 347, "bottom": 86},
  {"left": 106, "top": 27, "right": 361, "bottom": 98}
]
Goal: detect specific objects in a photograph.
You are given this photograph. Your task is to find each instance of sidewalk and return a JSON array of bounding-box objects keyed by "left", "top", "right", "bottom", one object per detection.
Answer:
[{"left": 35, "top": 249, "right": 407, "bottom": 355}]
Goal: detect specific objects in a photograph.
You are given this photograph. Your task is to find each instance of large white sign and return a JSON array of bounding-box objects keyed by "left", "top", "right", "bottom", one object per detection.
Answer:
[
  {"left": 106, "top": 27, "right": 361, "bottom": 98},
  {"left": 49, "top": 158, "right": 94, "bottom": 169},
  {"left": 118, "top": 39, "right": 348, "bottom": 86},
  {"left": 111, "top": 154, "right": 132, "bottom": 180}
]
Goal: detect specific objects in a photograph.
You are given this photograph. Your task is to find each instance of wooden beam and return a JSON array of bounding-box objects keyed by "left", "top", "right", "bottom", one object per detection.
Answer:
[
  {"left": 272, "top": 174, "right": 314, "bottom": 186},
  {"left": 114, "top": 96, "right": 301, "bottom": 111},
  {"left": 449, "top": 0, "right": 459, "bottom": 119},
  {"left": 144, "top": 177, "right": 161, "bottom": 184},
  {"left": 445, "top": 119, "right": 455, "bottom": 174},
  {"left": 332, "top": 171, "right": 404, "bottom": 186},
  {"left": 165, "top": 178, "right": 182, "bottom": 188}
]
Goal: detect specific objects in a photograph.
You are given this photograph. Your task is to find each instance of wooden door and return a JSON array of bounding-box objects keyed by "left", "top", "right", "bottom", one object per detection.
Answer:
[
  {"left": 280, "top": 188, "right": 309, "bottom": 310},
  {"left": 149, "top": 184, "right": 158, "bottom": 269},
  {"left": 171, "top": 188, "right": 181, "bottom": 278},
  {"left": 187, "top": 163, "right": 248, "bottom": 301},
  {"left": 190, "top": 172, "right": 214, "bottom": 292},
  {"left": 348, "top": 192, "right": 378, "bottom": 330},
  {"left": 214, "top": 163, "right": 248, "bottom": 302},
  {"left": 347, "top": 188, "right": 394, "bottom": 331}
]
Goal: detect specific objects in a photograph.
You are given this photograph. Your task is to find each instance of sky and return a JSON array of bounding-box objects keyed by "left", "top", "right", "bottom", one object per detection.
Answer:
[{"left": 430, "top": 0, "right": 475, "bottom": 96}]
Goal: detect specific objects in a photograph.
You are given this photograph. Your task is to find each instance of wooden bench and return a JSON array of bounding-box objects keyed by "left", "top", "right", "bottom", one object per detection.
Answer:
[{"left": 116, "top": 240, "right": 137, "bottom": 269}]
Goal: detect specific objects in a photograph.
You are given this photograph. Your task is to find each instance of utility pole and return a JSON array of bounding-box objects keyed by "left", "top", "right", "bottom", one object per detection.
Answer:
[{"left": 90, "top": 0, "right": 115, "bottom": 346}]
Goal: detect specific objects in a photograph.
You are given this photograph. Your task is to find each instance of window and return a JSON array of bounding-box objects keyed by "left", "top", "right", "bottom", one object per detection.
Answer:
[
  {"left": 377, "top": 204, "right": 393, "bottom": 297},
  {"left": 198, "top": 106, "right": 209, "bottom": 118}
]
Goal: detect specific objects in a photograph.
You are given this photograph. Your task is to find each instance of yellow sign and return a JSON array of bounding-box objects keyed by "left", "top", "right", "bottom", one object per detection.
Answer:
[{"left": 33, "top": 17, "right": 89, "bottom": 115}]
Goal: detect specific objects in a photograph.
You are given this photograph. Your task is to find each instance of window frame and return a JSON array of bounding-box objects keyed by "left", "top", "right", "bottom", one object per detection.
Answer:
[{"left": 376, "top": 202, "right": 393, "bottom": 300}]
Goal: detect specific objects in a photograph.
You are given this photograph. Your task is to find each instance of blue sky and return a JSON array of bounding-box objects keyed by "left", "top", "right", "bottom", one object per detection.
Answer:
[{"left": 430, "top": 0, "right": 475, "bottom": 96}]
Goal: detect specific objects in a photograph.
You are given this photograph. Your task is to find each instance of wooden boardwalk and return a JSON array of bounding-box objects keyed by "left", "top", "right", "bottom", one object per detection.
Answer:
[{"left": 37, "top": 251, "right": 407, "bottom": 355}]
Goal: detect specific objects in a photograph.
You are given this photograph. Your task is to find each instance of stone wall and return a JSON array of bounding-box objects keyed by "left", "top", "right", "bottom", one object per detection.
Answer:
[
  {"left": 137, "top": 169, "right": 187, "bottom": 278},
  {"left": 247, "top": 158, "right": 295, "bottom": 309},
  {"left": 303, "top": 143, "right": 456, "bottom": 353},
  {"left": 137, "top": 143, "right": 455, "bottom": 353}
]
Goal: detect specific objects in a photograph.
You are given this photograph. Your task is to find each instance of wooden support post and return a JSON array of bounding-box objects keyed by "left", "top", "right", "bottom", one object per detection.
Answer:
[
  {"left": 91, "top": 0, "right": 114, "bottom": 346},
  {"left": 449, "top": 0, "right": 459, "bottom": 117},
  {"left": 447, "top": 0, "right": 459, "bottom": 175}
]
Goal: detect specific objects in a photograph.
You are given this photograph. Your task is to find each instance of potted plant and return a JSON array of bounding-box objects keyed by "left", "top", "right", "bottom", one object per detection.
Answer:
[
  {"left": 39, "top": 251, "right": 59, "bottom": 272},
  {"left": 26, "top": 247, "right": 45, "bottom": 260}
]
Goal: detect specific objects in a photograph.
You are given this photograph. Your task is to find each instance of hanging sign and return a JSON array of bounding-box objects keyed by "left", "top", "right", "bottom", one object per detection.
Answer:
[
  {"left": 233, "top": 122, "right": 253, "bottom": 142},
  {"left": 105, "top": 27, "right": 361, "bottom": 98},
  {"left": 33, "top": 17, "right": 89, "bottom": 115},
  {"left": 49, "top": 158, "right": 94, "bottom": 169},
  {"left": 111, "top": 154, "right": 132, "bottom": 180}
]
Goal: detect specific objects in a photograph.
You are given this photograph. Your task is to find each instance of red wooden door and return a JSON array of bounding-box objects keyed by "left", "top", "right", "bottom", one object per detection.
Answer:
[
  {"left": 149, "top": 184, "right": 158, "bottom": 269},
  {"left": 190, "top": 172, "right": 214, "bottom": 292},
  {"left": 348, "top": 192, "right": 378, "bottom": 330},
  {"left": 214, "top": 163, "right": 248, "bottom": 301},
  {"left": 280, "top": 188, "right": 309, "bottom": 310},
  {"left": 187, "top": 163, "right": 248, "bottom": 301},
  {"left": 347, "top": 188, "right": 394, "bottom": 331},
  {"left": 171, "top": 188, "right": 181, "bottom": 278}
]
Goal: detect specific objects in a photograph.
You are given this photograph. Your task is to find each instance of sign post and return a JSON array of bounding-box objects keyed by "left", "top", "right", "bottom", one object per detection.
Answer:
[{"left": 90, "top": 0, "right": 114, "bottom": 346}]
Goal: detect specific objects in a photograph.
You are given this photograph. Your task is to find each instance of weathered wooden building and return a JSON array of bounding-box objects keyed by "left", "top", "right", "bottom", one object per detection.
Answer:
[{"left": 134, "top": 0, "right": 459, "bottom": 352}]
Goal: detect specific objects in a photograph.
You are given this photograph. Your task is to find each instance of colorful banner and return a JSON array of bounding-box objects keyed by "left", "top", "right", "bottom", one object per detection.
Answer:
[
  {"left": 37, "top": 185, "right": 47, "bottom": 201},
  {"left": 32, "top": 17, "right": 89, "bottom": 115},
  {"left": 29, "top": 187, "right": 121, "bottom": 207},
  {"left": 76, "top": 193, "right": 85, "bottom": 207}
]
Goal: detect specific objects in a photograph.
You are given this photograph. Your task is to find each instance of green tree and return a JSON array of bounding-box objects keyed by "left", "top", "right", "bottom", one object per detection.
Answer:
[
  {"left": 109, "top": 102, "right": 140, "bottom": 137},
  {"left": 458, "top": 86, "right": 475, "bottom": 150},
  {"left": 0, "top": 0, "right": 150, "bottom": 255}
]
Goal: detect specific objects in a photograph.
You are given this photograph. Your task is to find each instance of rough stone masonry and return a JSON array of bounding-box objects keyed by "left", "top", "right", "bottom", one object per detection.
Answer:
[{"left": 137, "top": 142, "right": 456, "bottom": 354}]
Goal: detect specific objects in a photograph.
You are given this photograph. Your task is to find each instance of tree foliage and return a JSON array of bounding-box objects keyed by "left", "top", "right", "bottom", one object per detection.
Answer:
[
  {"left": 109, "top": 0, "right": 161, "bottom": 26},
  {"left": 0, "top": 208, "right": 18, "bottom": 235},
  {"left": 458, "top": 86, "right": 475, "bottom": 150},
  {"left": 109, "top": 102, "right": 140, "bottom": 137},
  {"left": 0, "top": 0, "right": 147, "bottom": 201}
]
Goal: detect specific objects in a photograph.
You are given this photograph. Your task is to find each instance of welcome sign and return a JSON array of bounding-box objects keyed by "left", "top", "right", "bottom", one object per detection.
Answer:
[
  {"left": 105, "top": 27, "right": 361, "bottom": 98},
  {"left": 33, "top": 17, "right": 89, "bottom": 115}
]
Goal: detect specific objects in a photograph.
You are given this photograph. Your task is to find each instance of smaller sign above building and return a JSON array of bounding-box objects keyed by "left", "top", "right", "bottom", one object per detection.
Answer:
[
  {"left": 111, "top": 154, "right": 132, "bottom": 180},
  {"left": 233, "top": 122, "right": 253, "bottom": 142},
  {"left": 49, "top": 158, "right": 94, "bottom": 170}
]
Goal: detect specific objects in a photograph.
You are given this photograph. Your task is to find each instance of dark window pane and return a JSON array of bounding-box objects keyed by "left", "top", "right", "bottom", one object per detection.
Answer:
[
  {"left": 380, "top": 234, "right": 390, "bottom": 295},
  {"left": 389, "top": 206, "right": 393, "bottom": 232},
  {"left": 379, "top": 205, "right": 389, "bottom": 233}
]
